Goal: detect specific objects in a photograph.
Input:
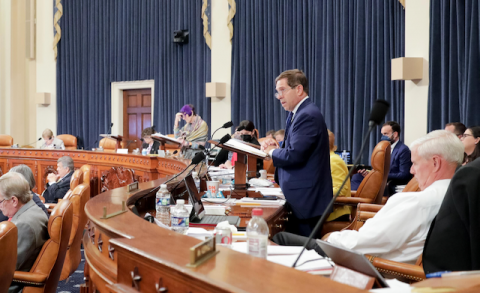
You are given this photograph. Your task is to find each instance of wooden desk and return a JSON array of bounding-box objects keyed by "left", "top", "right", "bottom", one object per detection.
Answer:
[
  {"left": 82, "top": 175, "right": 366, "bottom": 293},
  {"left": 0, "top": 148, "right": 188, "bottom": 197},
  {"left": 413, "top": 274, "right": 480, "bottom": 292}
]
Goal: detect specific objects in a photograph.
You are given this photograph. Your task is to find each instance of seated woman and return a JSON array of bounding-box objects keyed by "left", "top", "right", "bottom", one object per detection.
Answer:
[
  {"left": 461, "top": 126, "right": 480, "bottom": 165},
  {"left": 216, "top": 120, "right": 263, "bottom": 172},
  {"left": 141, "top": 126, "right": 160, "bottom": 154},
  {"left": 40, "top": 128, "right": 65, "bottom": 150},
  {"left": 174, "top": 104, "right": 208, "bottom": 159},
  {"left": 326, "top": 130, "right": 351, "bottom": 222},
  {"left": 0, "top": 172, "right": 48, "bottom": 293}
]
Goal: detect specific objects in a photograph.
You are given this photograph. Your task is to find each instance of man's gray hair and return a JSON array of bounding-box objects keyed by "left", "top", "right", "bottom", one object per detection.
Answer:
[
  {"left": 410, "top": 130, "right": 464, "bottom": 166},
  {"left": 9, "top": 165, "right": 36, "bottom": 190},
  {"left": 0, "top": 172, "right": 32, "bottom": 204},
  {"left": 58, "top": 156, "right": 74, "bottom": 172}
]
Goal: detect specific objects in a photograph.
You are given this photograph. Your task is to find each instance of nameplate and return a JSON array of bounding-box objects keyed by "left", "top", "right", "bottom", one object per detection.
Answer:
[
  {"left": 187, "top": 237, "right": 219, "bottom": 268},
  {"left": 128, "top": 182, "right": 139, "bottom": 192}
]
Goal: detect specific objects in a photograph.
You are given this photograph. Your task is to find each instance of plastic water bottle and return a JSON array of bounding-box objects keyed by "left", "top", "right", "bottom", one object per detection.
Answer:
[
  {"left": 155, "top": 184, "right": 171, "bottom": 226},
  {"left": 247, "top": 208, "right": 269, "bottom": 258},
  {"left": 171, "top": 199, "right": 189, "bottom": 235},
  {"left": 192, "top": 171, "right": 201, "bottom": 193},
  {"left": 342, "top": 150, "right": 349, "bottom": 165}
]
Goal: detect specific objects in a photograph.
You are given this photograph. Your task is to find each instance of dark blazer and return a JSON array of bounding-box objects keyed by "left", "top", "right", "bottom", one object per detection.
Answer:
[
  {"left": 389, "top": 140, "right": 412, "bottom": 183},
  {"left": 142, "top": 140, "right": 160, "bottom": 154},
  {"left": 43, "top": 171, "right": 73, "bottom": 203},
  {"left": 273, "top": 98, "right": 333, "bottom": 220},
  {"left": 423, "top": 159, "right": 480, "bottom": 273}
]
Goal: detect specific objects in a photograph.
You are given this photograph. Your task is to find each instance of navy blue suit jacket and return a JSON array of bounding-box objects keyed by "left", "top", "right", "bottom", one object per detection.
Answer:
[
  {"left": 43, "top": 171, "right": 73, "bottom": 203},
  {"left": 273, "top": 98, "right": 333, "bottom": 220},
  {"left": 389, "top": 140, "right": 412, "bottom": 185}
]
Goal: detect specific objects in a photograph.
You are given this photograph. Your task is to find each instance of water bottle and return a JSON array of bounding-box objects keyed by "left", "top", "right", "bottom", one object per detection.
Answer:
[
  {"left": 155, "top": 184, "right": 171, "bottom": 226},
  {"left": 247, "top": 208, "right": 269, "bottom": 258},
  {"left": 342, "top": 150, "right": 349, "bottom": 165},
  {"left": 171, "top": 199, "right": 189, "bottom": 235},
  {"left": 192, "top": 171, "right": 201, "bottom": 193}
]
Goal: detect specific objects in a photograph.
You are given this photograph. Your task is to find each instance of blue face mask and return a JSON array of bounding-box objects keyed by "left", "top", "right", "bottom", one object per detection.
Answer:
[{"left": 381, "top": 135, "right": 394, "bottom": 144}]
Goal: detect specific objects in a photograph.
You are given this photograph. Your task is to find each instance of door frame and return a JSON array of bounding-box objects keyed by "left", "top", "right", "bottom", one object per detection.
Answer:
[{"left": 111, "top": 80, "right": 155, "bottom": 137}]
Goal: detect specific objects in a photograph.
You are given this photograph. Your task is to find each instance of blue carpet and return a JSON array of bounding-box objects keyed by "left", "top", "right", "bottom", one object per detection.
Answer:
[{"left": 55, "top": 249, "right": 85, "bottom": 292}]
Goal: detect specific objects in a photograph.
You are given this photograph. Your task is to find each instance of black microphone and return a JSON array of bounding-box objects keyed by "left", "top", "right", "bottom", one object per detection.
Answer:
[
  {"left": 203, "top": 134, "right": 232, "bottom": 175},
  {"left": 292, "top": 99, "right": 390, "bottom": 268},
  {"left": 24, "top": 137, "right": 41, "bottom": 147},
  {"left": 211, "top": 121, "right": 233, "bottom": 140},
  {"left": 163, "top": 151, "right": 207, "bottom": 185},
  {"left": 107, "top": 122, "right": 114, "bottom": 135}
]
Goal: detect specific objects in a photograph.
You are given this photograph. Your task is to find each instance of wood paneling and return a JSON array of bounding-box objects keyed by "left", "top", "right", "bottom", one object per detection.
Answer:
[{"left": 123, "top": 89, "right": 152, "bottom": 152}]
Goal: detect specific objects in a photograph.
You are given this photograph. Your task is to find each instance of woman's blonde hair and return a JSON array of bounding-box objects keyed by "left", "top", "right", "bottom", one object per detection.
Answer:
[{"left": 327, "top": 129, "right": 337, "bottom": 152}]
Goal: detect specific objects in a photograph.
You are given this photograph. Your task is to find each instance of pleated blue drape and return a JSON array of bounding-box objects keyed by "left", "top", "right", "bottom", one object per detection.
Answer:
[
  {"left": 56, "top": 0, "right": 211, "bottom": 149},
  {"left": 428, "top": 0, "right": 480, "bottom": 130},
  {"left": 231, "top": 0, "right": 405, "bottom": 162}
]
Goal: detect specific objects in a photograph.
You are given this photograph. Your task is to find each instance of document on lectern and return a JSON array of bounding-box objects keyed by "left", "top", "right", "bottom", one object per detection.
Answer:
[
  {"left": 151, "top": 133, "right": 181, "bottom": 145},
  {"left": 223, "top": 139, "right": 267, "bottom": 158}
]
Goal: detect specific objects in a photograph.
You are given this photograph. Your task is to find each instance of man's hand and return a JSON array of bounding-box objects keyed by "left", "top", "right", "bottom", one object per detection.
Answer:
[
  {"left": 47, "top": 173, "right": 59, "bottom": 184},
  {"left": 357, "top": 169, "right": 371, "bottom": 177},
  {"left": 261, "top": 138, "right": 278, "bottom": 151}
]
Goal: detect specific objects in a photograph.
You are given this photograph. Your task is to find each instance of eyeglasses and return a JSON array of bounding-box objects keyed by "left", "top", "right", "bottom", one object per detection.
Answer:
[
  {"left": 462, "top": 133, "right": 473, "bottom": 138},
  {"left": 275, "top": 86, "right": 297, "bottom": 98},
  {"left": 0, "top": 198, "right": 12, "bottom": 207}
]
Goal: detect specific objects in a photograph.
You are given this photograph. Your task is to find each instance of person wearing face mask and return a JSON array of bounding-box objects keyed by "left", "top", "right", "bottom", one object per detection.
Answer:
[
  {"left": 215, "top": 120, "right": 263, "bottom": 171},
  {"left": 174, "top": 104, "right": 208, "bottom": 159},
  {"left": 351, "top": 121, "right": 413, "bottom": 196}
]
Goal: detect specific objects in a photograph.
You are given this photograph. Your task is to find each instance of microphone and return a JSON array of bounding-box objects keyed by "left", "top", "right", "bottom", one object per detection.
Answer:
[
  {"left": 292, "top": 99, "right": 390, "bottom": 268},
  {"left": 211, "top": 121, "right": 233, "bottom": 140},
  {"left": 107, "top": 122, "right": 114, "bottom": 135},
  {"left": 24, "top": 137, "right": 41, "bottom": 147}
]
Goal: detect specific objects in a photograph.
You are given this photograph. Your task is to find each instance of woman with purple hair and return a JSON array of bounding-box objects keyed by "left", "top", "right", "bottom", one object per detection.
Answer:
[{"left": 174, "top": 104, "right": 209, "bottom": 159}]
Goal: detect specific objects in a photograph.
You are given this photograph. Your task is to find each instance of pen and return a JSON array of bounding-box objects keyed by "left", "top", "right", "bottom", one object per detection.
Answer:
[{"left": 425, "top": 271, "right": 451, "bottom": 278}]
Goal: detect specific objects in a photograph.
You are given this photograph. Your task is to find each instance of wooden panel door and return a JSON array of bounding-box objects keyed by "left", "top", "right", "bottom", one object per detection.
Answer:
[{"left": 123, "top": 89, "right": 152, "bottom": 152}]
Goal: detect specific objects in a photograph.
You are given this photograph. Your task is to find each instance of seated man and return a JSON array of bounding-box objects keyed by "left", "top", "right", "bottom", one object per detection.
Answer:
[
  {"left": 40, "top": 128, "right": 65, "bottom": 150},
  {"left": 423, "top": 155, "right": 480, "bottom": 273},
  {"left": 273, "top": 130, "right": 464, "bottom": 264},
  {"left": 43, "top": 156, "right": 74, "bottom": 203},
  {"left": 0, "top": 172, "right": 48, "bottom": 293},
  {"left": 265, "top": 129, "right": 276, "bottom": 139},
  {"left": 444, "top": 122, "right": 466, "bottom": 139},
  {"left": 351, "top": 121, "right": 412, "bottom": 196},
  {"left": 274, "top": 129, "right": 285, "bottom": 144}
]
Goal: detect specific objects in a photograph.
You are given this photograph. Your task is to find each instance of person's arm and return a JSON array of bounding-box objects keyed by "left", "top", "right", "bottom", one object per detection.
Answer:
[
  {"left": 57, "top": 140, "right": 65, "bottom": 150},
  {"left": 327, "top": 195, "right": 421, "bottom": 255},
  {"left": 14, "top": 222, "right": 37, "bottom": 270},
  {"left": 331, "top": 156, "right": 350, "bottom": 197},
  {"left": 388, "top": 147, "right": 412, "bottom": 181},
  {"left": 272, "top": 112, "right": 322, "bottom": 167},
  {"left": 44, "top": 178, "right": 71, "bottom": 202}
]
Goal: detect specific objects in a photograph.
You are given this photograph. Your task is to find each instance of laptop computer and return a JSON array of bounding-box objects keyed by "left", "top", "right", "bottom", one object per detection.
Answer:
[
  {"left": 316, "top": 240, "right": 389, "bottom": 288},
  {"left": 183, "top": 174, "right": 241, "bottom": 227}
]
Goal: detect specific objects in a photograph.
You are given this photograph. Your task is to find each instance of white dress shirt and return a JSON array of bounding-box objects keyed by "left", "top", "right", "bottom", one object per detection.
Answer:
[{"left": 327, "top": 179, "right": 451, "bottom": 264}]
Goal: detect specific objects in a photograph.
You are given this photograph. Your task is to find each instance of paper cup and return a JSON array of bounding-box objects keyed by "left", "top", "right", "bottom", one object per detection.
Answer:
[
  {"left": 259, "top": 170, "right": 267, "bottom": 180},
  {"left": 207, "top": 180, "right": 220, "bottom": 195}
]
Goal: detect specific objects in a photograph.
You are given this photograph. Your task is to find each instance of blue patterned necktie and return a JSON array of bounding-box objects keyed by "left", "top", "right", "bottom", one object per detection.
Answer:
[{"left": 283, "top": 112, "right": 293, "bottom": 148}]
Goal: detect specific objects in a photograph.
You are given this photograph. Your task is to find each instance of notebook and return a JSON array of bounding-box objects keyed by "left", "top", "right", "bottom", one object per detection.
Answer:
[
  {"left": 184, "top": 174, "right": 240, "bottom": 227},
  {"left": 316, "top": 240, "right": 389, "bottom": 288}
]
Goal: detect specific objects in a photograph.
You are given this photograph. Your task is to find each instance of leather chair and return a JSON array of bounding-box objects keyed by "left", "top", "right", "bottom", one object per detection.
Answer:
[
  {"left": 0, "top": 134, "right": 14, "bottom": 148},
  {"left": 12, "top": 199, "right": 73, "bottom": 293},
  {"left": 321, "top": 141, "right": 391, "bottom": 235},
  {"left": 99, "top": 138, "right": 118, "bottom": 153},
  {"left": 382, "top": 177, "right": 421, "bottom": 204},
  {"left": 0, "top": 221, "right": 18, "bottom": 293},
  {"left": 60, "top": 183, "right": 90, "bottom": 280},
  {"left": 57, "top": 134, "right": 77, "bottom": 150}
]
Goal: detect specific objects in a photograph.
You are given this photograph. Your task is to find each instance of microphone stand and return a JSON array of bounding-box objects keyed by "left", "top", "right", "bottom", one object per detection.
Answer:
[{"left": 292, "top": 123, "right": 376, "bottom": 268}]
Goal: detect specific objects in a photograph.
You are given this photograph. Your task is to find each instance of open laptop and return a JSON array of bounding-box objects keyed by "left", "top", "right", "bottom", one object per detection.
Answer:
[
  {"left": 316, "top": 240, "right": 389, "bottom": 288},
  {"left": 183, "top": 174, "right": 241, "bottom": 227}
]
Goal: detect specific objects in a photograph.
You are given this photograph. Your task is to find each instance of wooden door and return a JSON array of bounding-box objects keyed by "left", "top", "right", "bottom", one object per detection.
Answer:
[{"left": 123, "top": 89, "right": 152, "bottom": 152}]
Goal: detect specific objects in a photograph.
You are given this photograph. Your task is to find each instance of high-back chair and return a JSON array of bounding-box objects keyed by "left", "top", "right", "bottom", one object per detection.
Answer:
[
  {"left": 0, "top": 221, "right": 18, "bottom": 293},
  {"left": 0, "top": 134, "right": 14, "bottom": 148},
  {"left": 60, "top": 183, "right": 90, "bottom": 280},
  {"left": 56, "top": 134, "right": 77, "bottom": 150},
  {"left": 12, "top": 200, "right": 73, "bottom": 293},
  {"left": 99, "top": 138, "right": 118, "bottom": 153},
  {"left": 321, "top": 141, "right": 391, "bottom": 235}
]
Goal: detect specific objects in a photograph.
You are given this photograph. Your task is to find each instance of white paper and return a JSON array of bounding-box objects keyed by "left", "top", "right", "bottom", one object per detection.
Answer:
[{"left": 223, "top": 139, "right": 267, "bottom": 158}]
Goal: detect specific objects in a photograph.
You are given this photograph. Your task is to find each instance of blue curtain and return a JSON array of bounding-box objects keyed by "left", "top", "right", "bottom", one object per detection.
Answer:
[
  {"left": 231, "top": 0, "right": 405, "bottom": 162},
  {"left": 56, "top": 0, "right": 211, "bottom": 149},
  {"left": 428, "top": 0, "right": 480, "bottom": 130}
]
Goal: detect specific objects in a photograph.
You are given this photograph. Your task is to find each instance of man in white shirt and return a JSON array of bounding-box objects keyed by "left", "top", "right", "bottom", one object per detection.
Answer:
[{"left": 273, "top": 130, "right": 464, "bottom": 264}]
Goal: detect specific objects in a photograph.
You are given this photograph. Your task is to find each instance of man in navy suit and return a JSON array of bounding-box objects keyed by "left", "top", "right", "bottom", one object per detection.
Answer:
[
  {"left": 352, "top": 121, "right": 412, "bottom": 196},
  {"left": 43, "top": 156, "right": 74, "bottom": 203},
  {"left": 262, "top": 69, "right": 333, "bottom": 237}
]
